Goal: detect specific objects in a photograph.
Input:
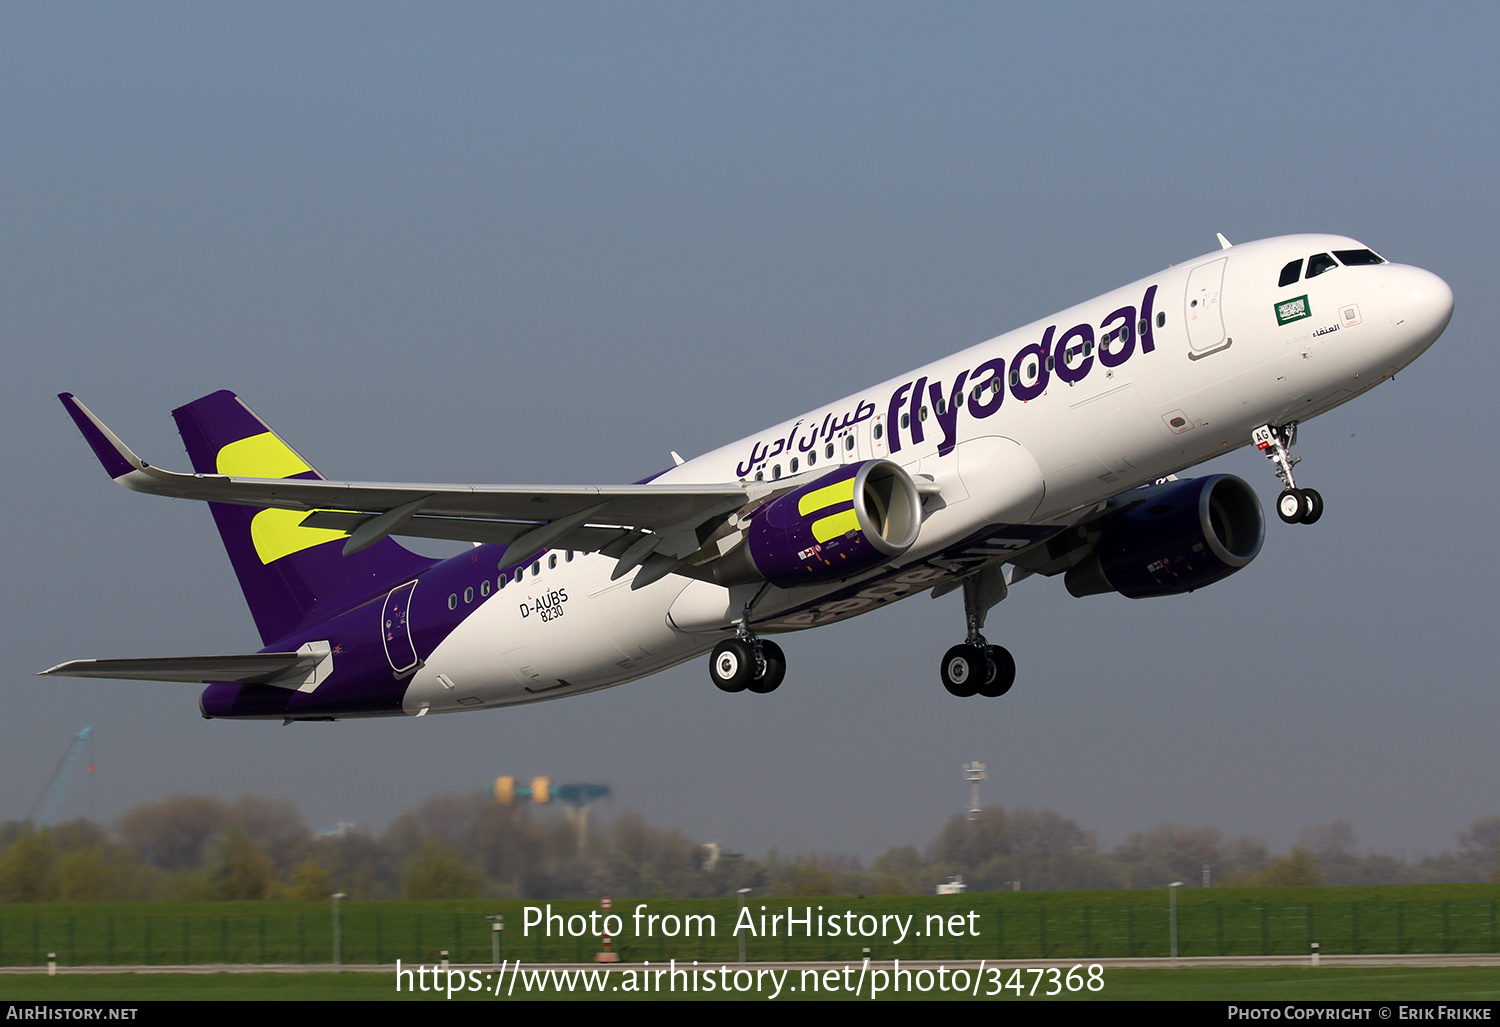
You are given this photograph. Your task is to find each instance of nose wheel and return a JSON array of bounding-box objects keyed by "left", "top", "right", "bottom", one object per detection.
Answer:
[
  {"left": 1255, "top": 423, "right": 1323, "bottom": 525},
  {"left": 1276, "top": 487, "right": 1323, "bottom": 525}
]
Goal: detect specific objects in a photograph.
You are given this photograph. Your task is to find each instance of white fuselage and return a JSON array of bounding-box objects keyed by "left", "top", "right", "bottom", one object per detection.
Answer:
[{"left": 402, "top": 234, "right": 1452, "bottom": 714}]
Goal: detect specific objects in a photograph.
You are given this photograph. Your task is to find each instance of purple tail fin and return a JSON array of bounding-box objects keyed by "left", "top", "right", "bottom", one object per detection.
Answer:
[{"left": 171, "top": 391, "right": 435, "bottom": 646}]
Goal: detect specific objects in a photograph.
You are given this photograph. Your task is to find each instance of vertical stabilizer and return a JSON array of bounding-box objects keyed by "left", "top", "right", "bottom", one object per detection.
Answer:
[{"left": 171, "top": 391, "right": 435, "bottom": 646}]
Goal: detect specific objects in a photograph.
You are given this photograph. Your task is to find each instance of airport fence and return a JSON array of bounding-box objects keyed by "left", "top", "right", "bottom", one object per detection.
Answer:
[{"left": 0, "top": 890, "right": 1495, "bottom": 966}]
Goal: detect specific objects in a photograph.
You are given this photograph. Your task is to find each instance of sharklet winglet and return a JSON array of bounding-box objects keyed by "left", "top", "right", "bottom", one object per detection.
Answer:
[{"left": 58, "top": 393, "right": 150, "bottom": 480}]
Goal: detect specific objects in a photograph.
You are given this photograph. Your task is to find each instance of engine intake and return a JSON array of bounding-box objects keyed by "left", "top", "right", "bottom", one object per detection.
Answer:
[{"left": 1064, "top": 475, "right": 1264, "bottom": 599}]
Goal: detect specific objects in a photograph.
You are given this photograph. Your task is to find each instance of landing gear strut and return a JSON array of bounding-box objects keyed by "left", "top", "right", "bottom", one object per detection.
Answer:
[
  {"left": 939, "top": 565, "right": 1016, "bottom": 698},
  {"left": 1253, "top": 422, "right": 1323, "bottom": 525},
  {"left": 709, "top": 584, "right": 785, "bottom": 694}
]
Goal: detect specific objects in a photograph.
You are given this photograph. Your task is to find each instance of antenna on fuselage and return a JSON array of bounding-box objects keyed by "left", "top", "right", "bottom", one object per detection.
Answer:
[{"left": 1216, "top": 232, "right": 1233, "bottom": 250}]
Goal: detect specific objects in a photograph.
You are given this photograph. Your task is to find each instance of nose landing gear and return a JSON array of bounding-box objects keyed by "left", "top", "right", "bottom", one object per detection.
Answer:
[{"left": 1254, "top": 422, "right": 1323, "bottom": 525}]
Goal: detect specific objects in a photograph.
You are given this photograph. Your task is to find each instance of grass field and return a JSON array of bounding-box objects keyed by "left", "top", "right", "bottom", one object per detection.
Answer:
[
  {"left": 0, "top": 966, "right": 1498, "bottom": 1001},
  {"left": 0, "top": 884, "right": 1494, "bottom": 967}
]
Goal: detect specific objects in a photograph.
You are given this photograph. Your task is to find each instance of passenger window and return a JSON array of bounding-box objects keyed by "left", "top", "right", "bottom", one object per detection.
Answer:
[
  {"left": 825, "top": 443, "right": 834, "bottom": 459},
  {"left": 480, "top": 580, "right": 491, "bottom": 597},
  {"left": 448, "top": 594, "right": 457, "bottom": 610},
  {"left": 772, "top": 464, "right": 782, "bottom": 479},
  {"left": 464, "top": 587, "right": 474, "bottom": 603},
  {"left": 900, "top": 412, "right": 910, "bottom": 429},
  {"left": 1306, "top": 253, "right": 1338, "bottom": 278},
  {"left": 1279, "top": 259, "right": 1304, "bottom": 287},
  {"left": 755, "top": 471, "right": 764, "bottom": 481},
  {"left": 548, "top": 553, "right": 557, "bottom": 569},
  {"left": 566, "top": 550, "right": 574, "bottom": 562},
  {"left": 531, "top": 561, "right": 540, "bottom": 575},
  {"left": 873, "top": 423, "right": 883, "bottom": 440},
  {"left": 844, "top": 435, "right": 854, "bottom": 451},
  {"left": 1334, "top": 248, "right": 1385, "bottom": 266},
  {"left": 807, "top": 451, "right": 816, "bottom": 466},
  {"left": 497, "top": 576, "right": 506, "bottom": 590},
  {"left": 790, "top": 457, "right": 799, "bottom": 473},
  {"left": 935, "top": 397, "right": 946, "bottom": 415},
  {"left": 1156, "top": 312, "right": 1166, "bottom": 328}
]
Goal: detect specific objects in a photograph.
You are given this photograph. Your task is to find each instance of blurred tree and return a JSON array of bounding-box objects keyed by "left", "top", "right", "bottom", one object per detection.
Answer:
[
  {"left": 1458, "top": 815, "right": 1500, "bottom": 882},
  {"left": 286, "top": 853, "right": 335, "bottom": 902},
  {"left": 401, "top": 838, "right": 485, "bottom": 899},
  {"left": 206, "top": 826, "right": 278, "bottom": 900},
  {"left": 0, "top": 828, "right": 56, "bottom": 902},
  {"left": 118, "top": 795, "right": 232, "bottom": 871},
  {"left": 1259, "top": 846, "right": 1324, "bottom": 886}
]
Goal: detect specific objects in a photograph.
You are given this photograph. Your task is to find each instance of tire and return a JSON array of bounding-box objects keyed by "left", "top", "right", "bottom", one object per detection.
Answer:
[
  {"left": 711, "top": 639, "right": 755, "bottom": 693},
  {"left": 1300, "top": 488, "right": 1323, "bottom": 525},
  {"left": 940, "top": 644, "right": 981, "bottom": 697},
  {"left": 748, "top": 640, "right": 786, "bottom": 694},
  {"left": 1277, "top": 488, "right": 1305, "bottom": 524},
  {"left": 976, "top": 644, "right": 1016, "bottom": 698}
]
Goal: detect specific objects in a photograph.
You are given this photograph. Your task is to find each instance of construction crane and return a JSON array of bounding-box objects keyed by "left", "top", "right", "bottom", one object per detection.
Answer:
[{"left": 28, "top": 726, "right": 94, "bottom": 826}]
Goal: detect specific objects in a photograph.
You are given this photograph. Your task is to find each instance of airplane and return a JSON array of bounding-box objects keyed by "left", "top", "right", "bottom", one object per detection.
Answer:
[{"left": 43, "top": 233, "right": 1453, "bottom": 721}]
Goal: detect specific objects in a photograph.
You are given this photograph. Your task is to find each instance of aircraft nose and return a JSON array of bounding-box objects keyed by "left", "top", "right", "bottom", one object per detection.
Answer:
[{"left": 1393, "top": 265, "right": 1454, "bottom": 347}]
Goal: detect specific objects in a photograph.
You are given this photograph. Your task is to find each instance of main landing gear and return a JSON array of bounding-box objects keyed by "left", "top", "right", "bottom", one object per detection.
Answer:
[
  {"left": 709, "top": 583, "right": 785, "bottom": 694},
  {"left": 710, "top": 636, "right": 785, "bottom": 694},
  {"left": 1253, "top": 422, "right": 1323, "bottom": 525},
  {"left": 940, "top": 565, "right": 1016, "bottom": 698}
]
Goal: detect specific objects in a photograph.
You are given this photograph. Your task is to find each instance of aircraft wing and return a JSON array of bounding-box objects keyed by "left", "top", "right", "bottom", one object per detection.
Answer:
[{"left": 60, "top": 393, "right": 773, "bottom": 585}]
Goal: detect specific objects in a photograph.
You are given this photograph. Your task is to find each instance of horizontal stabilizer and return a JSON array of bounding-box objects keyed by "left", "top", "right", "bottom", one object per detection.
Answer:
[{"left": 40, "top": 648, "right": 330, "bottom": 690}]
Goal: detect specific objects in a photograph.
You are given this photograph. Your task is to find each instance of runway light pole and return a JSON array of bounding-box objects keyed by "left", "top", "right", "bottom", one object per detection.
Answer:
[
  {"left": 486, "top": 915, "right": 503, "bottom": 967},
  {"left": 332, "top": 893, "right": 347, "bottom": 972},
  {"left": 1169, "top": 882, "right": 1183, "bottom": 968},
  {"left": 737, "top": 889, "right": 752, "bottom": 965}
]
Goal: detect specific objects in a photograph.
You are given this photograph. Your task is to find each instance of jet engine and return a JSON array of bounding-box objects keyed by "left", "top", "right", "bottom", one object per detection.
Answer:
[
  {"left": 715, "top": 460, "right": 923, "bottom": 588},
  {"left": 1063, "top": 474, "right": 1264, "bottom": 599}
]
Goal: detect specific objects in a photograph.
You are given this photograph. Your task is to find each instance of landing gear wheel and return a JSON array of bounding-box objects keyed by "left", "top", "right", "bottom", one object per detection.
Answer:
[
  {"left": 748, "top": 640, "right": 785, "bottom": 693},
  {"left": 1277, "top": 488, "right": 1305, "bottom": 524},
  {"left": 977, "top": 644, "right": 1016, "bottom": 698},
  {"left": 1300, "top": 488, "right": 1324, "bottom": 525},
  {"left": 941, "top": 644, "right": 982, "bottom": 697},
  {"left": 711, "top": 639, "right": 756, "bottom": 693}
]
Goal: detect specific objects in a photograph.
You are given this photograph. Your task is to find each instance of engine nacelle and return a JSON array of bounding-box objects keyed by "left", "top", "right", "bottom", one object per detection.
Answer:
[
  {"left": 722, "top": 460, "right": 923, "bottom": 588},
  {"left": 1064, "top": 474, "right": 1264, "bottom": 599}
]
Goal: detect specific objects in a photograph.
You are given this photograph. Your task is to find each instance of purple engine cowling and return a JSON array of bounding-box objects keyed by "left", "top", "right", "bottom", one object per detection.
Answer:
[
  {"left": 1064, "top": 475, "right": 1264, "bottom": 599},
  {"left": 721, "top": 460, "right": 923, "bottom": 588}
]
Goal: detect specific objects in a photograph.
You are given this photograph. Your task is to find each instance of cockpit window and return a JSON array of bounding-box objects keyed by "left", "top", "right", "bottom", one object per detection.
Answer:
[
  {"left": 1305, "top": 253, "right": 1339, "bottom": 279},
  {"left": 1278, "top": 259, "right": 1304, "bottom": 288},
  {"left": 1334, "top": 248, "right": 1385, "bottom": 267}
]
